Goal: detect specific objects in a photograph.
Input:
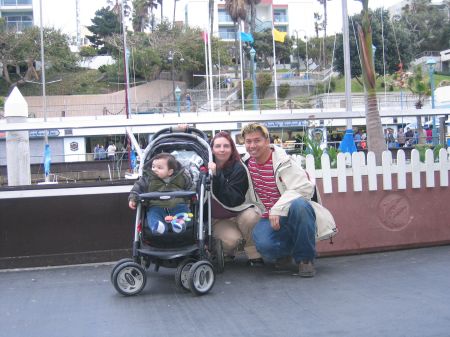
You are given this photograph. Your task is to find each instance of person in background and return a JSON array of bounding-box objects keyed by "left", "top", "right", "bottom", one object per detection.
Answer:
[
  {"left": 186, "top": 94, "right": 191, "bottom": 112},
  {"left": 397, "top": 128, "right": 406, "bottom": 148},
  {"left": 107, "top": 142, "right": 116, "bottom": 161},
  {"left": 94, "top": 144, "right": 100, "bottom": 160}
]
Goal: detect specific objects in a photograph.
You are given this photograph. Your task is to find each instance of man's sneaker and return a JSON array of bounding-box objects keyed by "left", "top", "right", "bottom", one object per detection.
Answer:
[
  {"left": 247, "top": 258, "right": 265, "bottom": 267},
  {"left": 298, "top": 260, "right": 316, "bottom": 278}
]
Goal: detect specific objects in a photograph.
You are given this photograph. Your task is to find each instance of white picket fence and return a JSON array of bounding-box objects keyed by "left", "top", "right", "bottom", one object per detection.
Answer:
[{"left": 293, "top": 149, "right": 450, "bottom": 194}]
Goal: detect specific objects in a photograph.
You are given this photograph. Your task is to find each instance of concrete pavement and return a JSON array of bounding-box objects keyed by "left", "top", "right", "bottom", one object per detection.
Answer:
[{"left": 1, "top": 246, "right": 449, "bottom": 337}]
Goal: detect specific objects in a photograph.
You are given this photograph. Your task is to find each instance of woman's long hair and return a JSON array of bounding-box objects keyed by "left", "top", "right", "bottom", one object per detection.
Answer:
[{"left": 210, "top": 131, "right": 241, "bottom": 168}]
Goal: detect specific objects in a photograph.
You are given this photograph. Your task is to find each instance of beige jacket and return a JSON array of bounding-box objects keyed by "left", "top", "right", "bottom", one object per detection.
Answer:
[{"left": 242, "top": 145, "right": 337, "bottom": 240}]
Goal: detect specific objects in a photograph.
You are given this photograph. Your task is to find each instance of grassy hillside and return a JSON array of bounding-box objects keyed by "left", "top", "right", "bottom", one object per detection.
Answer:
[{"left": 0, "top": 69, "right": 125, "bottom": 98}]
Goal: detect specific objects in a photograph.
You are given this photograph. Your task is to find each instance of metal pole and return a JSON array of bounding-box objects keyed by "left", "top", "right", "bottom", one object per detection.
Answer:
[
  {"left": 121, "top": 1, "right": 130, "bottom": 118},
  {"left": 239, "top": 21, "right": 245, "bottom": 111},
  {"left": 39, "top": 0, "right": 50, "bottom": 183},
  {"left": 341, "top": 0, "right": 353, "bottom": 130},
  {"left": 306, "top": 36, "right": 309, "bottom": 95},
  {"left": 430, "top": 66, "right": 437, "bottom": 145},
  {"left": 207, "top": 21, "right": 215, "bottom": 113}
]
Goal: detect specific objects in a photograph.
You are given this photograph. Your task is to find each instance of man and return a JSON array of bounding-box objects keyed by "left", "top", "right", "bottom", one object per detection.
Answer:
[{"left": 241, "top": 123, "right": 317, "bottom": 277}]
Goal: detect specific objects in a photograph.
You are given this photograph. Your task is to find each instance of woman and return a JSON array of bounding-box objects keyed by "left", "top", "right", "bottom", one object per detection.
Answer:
[{"left": 208, "top": 131, "right": 264, "bottom": 266}]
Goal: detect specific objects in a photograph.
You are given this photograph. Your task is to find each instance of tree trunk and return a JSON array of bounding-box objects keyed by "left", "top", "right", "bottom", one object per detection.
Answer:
[
  {"left": 416, "top": 116, "right": 425, "bottom": 144},
  {"left": 2, "top": 60, "right": 12, "bottom": 84},
  {"left": 250, "top": 2, "right": 256, "bottom": 35},
  {"left": 357, "top": 0, "right": 385, "bottom": 164},
  {"left": 24, "top": 58, "right": 39, "bottom": 82}
]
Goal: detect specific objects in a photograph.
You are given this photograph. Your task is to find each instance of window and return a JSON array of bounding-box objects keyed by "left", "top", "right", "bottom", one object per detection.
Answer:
[{"left": 273, "top": 9, "right": 288, "bottom": 23}]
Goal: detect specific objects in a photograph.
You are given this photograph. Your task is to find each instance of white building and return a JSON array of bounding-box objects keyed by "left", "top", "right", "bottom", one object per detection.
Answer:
[
  {"left": 0, "top": 0, "right": 36, "bottom": 32},
  {"left": 184, "top": 0, "right": 314, "bottom": 40}
]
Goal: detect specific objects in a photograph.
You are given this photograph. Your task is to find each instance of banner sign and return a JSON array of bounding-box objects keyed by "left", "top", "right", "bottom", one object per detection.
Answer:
[
  {"left": 264, "top": 121, "right": 309, "bottom": 128},
  {"left": 29, "top": 129, "right": 60, "bottom": 138}
]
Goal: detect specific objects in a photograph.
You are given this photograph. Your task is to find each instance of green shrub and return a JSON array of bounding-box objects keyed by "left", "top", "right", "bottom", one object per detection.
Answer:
[
  {"left": 0, "top": 96, "right": 4, "bottom": 108},
  {"left": 278, "top": 83, "right": 290, "bottom": 98},
  {"left": 79, "top": 45, "right": 98, "bottom": 57},
  {"left": 414, "top": 144, "right": 443, "bottom": 162},
  {"left": 256, "top": 73, "right": 272, "bottom": 98},
  {"left": 238, "top": 79, "right": 254, "bottom": 99}
]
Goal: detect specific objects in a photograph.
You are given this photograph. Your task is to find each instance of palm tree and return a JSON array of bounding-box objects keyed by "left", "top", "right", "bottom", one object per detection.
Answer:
[
  {"left": 356, "top": 0, "right": 385, "bottom": 163},
  {"left": 246, "top": 0, "right": 261, "bottom": 35},
  {"left": 132, "top": 0, "right": 150, "bottom": 32},
  {"left": 225, "top": 0, "right": 247, "bottom": 78}
]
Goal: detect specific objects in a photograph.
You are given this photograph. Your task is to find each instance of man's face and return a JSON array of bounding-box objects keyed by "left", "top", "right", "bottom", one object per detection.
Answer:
[{"left": 244, "top": 131, "right": 271, "bottom": 162}]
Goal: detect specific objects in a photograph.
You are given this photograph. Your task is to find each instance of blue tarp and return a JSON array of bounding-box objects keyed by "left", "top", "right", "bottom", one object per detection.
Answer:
[{"left": 338, "top": 129, "right": 357, "bottom": 153}]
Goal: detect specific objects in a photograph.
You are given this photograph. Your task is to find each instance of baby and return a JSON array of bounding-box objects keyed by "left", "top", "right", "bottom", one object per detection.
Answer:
[{"left": 128, "top": 153, "right": 193, "bottom": 234}]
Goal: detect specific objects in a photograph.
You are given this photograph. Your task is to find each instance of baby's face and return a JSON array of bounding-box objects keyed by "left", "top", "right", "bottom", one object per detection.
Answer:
[{"left": 152, "top": 158, "right": 173, "bottom": 179}]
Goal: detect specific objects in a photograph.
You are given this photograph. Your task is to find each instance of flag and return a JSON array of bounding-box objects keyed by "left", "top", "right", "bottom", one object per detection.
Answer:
[
  {"left": 240, "top": 32, "right": 254, "bottom": 43},
  {"left": 43, "top": 144, "right": 51, "bottom": 178},
  {"left": 273, "top": 28, "right": 286, "bottom": 43},
  {"left": 201, "top": 31, "right": 208, "bottom": 43}
]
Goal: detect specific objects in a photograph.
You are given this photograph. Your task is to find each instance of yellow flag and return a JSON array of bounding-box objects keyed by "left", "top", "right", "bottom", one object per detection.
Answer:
[{"left": 273, "top": 28, "right": 287, "bottom": 43}]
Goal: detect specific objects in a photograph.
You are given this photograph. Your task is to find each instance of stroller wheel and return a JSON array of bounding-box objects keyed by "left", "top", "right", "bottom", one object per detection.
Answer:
[
  {"left": 175, "top": 258, "right": 197, "bottom": 291},
  {"left": 112, "top": 261, "right": 147, "bottom": 296},
  {"left": 211, "top": 239, "right": 225, "bottom": 274},
  {"left": 110, "top": 258, "right": 134, "bottom": 284},
  {"left": 188, "top": 260, "right": 215, "bottom": 296}
]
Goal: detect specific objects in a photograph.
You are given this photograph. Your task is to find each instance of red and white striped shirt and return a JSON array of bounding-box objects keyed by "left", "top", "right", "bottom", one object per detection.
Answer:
[{"left": 248, "top": 153, "right": 281, "bottom": 218}]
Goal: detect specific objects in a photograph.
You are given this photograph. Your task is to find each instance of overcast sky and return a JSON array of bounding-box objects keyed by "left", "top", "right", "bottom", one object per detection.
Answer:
[{"left": 38, "top": 0, "right": 405, "bottom": 38}]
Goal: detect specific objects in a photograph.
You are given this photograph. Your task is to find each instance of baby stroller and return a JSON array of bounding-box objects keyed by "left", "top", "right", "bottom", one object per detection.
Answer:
[{"left": 111, "top": 127, "right": 224, "bottom": 296}]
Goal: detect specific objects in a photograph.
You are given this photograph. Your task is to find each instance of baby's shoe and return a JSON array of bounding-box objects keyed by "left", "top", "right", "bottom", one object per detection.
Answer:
[{"left": 151, "top": 221, "right": 166, "bottom": 234}]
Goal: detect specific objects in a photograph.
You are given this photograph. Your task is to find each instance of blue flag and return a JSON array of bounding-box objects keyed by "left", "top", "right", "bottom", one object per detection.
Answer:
[
  {"left": 44, "top": 144, "right": 51, "bottom": 177},
  {"left": 240, "top": 32, "right": 254, "bottom": 43},
  {"left": 130, "top": 149, "right": 136, "bottom": 171}
]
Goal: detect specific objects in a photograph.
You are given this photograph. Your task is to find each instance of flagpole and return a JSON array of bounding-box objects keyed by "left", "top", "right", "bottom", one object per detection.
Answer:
[
  {"left": 239, "top": 20, "right": 245, "bottom": 111},
  {"left": 207, "top": 21, "right": 215, "bottom": 113},
  {"left": 271, "top": 6, "right": 279, "bottom": 109},
  {"left": 203, "top": 31, "right": 210, "bottom": 102}
]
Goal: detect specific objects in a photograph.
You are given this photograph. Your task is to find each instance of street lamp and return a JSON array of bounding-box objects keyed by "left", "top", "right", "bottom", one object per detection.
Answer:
[
  {"left": 426, "top": 58, "right": 437, "bottom": 145},
  {"left": 168, "top": 50, "right": 184, "bottom": 103},
  {"left": 175, "top": 85, "right": 181, "bottom": 117},
  {"left": 249, "top": 47, "right": 258, "bottom": 110}
]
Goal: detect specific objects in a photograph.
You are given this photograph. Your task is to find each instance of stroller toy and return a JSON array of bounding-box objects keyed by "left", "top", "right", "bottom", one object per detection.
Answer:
[{"left": 165, "top": 212, "right": 194, "bottom": 233}]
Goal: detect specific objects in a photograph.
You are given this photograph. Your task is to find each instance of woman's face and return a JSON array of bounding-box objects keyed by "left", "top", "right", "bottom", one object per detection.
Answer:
[{"left": 212, "top": 137, "right": 232, "bottom": 165}]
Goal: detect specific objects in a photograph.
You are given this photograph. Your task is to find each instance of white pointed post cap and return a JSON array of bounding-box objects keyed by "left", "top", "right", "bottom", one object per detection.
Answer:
[{"left": 5, "top": 87, "right": 29, "bottom": 118}]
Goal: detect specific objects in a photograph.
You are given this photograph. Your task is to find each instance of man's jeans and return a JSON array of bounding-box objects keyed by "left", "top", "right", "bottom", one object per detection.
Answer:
[{"left": 252, "top": 198, "right": 316, "bottom": 263}]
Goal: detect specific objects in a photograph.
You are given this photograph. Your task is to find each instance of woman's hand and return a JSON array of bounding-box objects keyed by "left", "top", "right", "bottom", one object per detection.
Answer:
[
  {"left": 128, "top": 200, "right": 137, "bottom": 210},
  {"left": 208, "top": 162, "right": 217, "bottom": 175}
]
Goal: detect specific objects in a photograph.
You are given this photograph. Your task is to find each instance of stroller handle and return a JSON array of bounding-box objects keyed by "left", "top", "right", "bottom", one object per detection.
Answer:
[
  {"left": 138, "top": 191, "right": 196, "bottom": 201},
  {"left": 152, "top": 126, "right": 209, "bottom": 141}
]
